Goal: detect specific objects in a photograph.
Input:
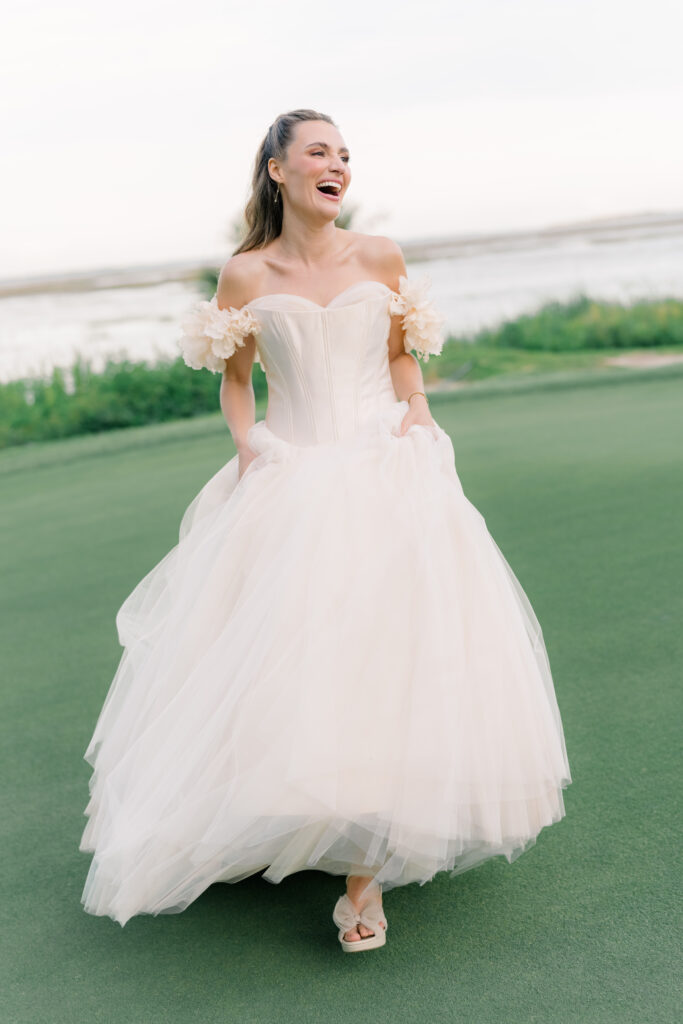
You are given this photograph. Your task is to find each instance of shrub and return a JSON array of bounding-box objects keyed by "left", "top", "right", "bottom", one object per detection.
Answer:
[
  {"left": 474, "top": 295, "right": 683, "bottom": 351},
  {"left": 0, "top": 356, "right": 267, "bottom": 449}
]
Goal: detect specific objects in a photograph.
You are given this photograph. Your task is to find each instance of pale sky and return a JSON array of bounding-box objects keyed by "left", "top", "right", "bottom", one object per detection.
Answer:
[{"left": 2, "top": 0, "right": 682, "bottom": 279}]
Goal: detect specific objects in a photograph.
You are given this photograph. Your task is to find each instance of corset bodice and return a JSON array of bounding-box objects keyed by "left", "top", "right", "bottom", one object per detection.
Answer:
[
  {"left": 247, "top": 281, "right": 399, "bottom": 446},
  {"left": 178, "top": 273, "right": 446, "bottom": 447}
]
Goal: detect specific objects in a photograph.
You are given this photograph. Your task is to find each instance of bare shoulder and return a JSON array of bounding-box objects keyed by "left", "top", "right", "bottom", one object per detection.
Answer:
[
  {"left": 216, "top": 250, "right": 267, "bottom": 311},
  {"left": 352, "top": 232, "right": 407, "bottom": 289}
]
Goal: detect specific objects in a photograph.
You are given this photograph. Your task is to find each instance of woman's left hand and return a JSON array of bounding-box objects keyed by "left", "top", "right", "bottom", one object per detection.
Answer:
[{"left": 398, "top": 394, "right": 438, "bottom": 437}]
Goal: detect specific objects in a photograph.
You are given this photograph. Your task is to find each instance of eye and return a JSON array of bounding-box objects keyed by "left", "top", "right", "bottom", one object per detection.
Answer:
[{"left": 311, "top": 150, "right": 350, "bottom": 163}]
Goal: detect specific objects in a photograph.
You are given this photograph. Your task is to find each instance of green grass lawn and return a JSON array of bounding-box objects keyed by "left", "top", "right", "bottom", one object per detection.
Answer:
[{"left": 1, "top": 372, "right": 681, "bottom": 1024}]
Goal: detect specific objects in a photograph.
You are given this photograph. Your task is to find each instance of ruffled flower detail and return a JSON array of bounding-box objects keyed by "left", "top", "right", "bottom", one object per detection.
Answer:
[
  {"left": 389, "top": 274, "right": 445, "bottom": 362},
  {"left": 178, "top": 295, "right": 262, "bottom": 373}
]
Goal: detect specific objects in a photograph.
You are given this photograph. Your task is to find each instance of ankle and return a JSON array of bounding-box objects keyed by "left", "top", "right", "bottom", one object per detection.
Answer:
[{"left": 346, "top": 874, "right": 379, "bottom": 903}]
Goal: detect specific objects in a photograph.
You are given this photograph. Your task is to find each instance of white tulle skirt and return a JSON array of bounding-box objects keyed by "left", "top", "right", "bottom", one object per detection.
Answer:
[{"left": 79, "top": 400, "right": 571, "bottom": 927}]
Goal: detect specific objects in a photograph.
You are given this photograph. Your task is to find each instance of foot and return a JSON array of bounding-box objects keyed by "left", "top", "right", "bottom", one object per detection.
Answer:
[{"left": 342, "top": 875, "right": 386, "bottom": 944}]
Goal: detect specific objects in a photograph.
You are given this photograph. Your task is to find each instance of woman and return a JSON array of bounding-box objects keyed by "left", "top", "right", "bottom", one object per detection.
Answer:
[{"left": 79, "top": 108, "right": 571, "bottom": 953}]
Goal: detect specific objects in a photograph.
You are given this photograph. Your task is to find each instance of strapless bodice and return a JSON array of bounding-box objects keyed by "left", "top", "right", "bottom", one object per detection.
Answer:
[
  {"left": 246, "top": 281, "right": 400, "bottom": 447},
  {"left": 178, "top": 274, "right": 446, "bottom": 448}
]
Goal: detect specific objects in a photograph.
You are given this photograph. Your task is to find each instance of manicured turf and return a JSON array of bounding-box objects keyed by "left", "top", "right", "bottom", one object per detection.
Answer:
[{"left": 1, "top": 373, "right": 681, "bottom": 1023}]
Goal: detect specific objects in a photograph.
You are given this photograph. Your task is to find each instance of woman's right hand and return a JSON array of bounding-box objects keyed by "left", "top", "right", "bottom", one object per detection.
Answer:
[{"left": 238, "top": 446, "right": 259, "bottom": 480}]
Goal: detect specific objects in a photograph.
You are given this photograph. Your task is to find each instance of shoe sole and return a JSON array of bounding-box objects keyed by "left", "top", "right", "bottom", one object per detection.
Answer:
[{"left": 339, "top": 929, "right": 387, "bottom": 953}]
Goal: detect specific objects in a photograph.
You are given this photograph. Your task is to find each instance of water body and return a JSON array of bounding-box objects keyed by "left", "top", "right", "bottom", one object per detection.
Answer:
[{"left": 1, "top": 210, "right": 682, "bottom": 384}]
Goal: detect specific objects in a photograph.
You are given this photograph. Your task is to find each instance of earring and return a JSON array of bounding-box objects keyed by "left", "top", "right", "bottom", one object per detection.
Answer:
[{"left": 273, "top": 183, "right": 280, "bottom": 205}]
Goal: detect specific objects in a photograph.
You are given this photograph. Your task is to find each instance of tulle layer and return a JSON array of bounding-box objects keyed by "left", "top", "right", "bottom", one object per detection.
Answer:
[{"left": 79, "top": 401, "right": 571, "bottom": 926}]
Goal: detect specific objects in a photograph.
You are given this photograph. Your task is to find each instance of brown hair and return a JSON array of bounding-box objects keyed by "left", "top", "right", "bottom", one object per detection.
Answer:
[{"left": 232, "top": 108, "right": 337, "bottom": 255}]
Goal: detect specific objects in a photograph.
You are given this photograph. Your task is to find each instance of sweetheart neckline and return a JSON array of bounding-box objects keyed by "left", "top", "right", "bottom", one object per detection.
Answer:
[{"left": 245, "top": 280, "right": 394, "bottom": 312}]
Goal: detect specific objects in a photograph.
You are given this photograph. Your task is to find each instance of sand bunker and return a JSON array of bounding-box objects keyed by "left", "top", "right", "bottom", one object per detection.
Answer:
[{"left": 603, "top": 351, "right": 683, "bottom": 369}]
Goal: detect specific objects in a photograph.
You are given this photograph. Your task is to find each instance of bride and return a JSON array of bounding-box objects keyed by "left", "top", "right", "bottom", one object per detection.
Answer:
[
  {"left": 219, "top": 114, "right": 439, "bottom": 484},
  {"left": 79, "top": 108, "right": 571, "bottom": 954}
]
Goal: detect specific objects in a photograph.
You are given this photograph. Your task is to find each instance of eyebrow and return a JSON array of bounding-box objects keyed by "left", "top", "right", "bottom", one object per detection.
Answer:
[{"left": 305, "top": 141, "right": 350, "bottom": 154}]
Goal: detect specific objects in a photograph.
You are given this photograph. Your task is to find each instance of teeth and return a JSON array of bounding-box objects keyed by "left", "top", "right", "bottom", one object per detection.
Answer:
[{"left": 317, "top": 180, "right": 341, "bottom": 192}]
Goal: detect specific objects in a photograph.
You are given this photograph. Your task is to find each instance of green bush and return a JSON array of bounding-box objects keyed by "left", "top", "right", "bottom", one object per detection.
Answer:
[
  {"left": 0, "top": 356, "right": 267, "bottom": 449},
  {"left": 474, "top": 295, "right": 683, "bottom": 351}
]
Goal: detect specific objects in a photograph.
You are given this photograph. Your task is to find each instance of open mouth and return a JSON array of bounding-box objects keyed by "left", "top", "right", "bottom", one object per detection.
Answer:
[{"left": 316, "top": 180, "right": 342, "bottom": 202}]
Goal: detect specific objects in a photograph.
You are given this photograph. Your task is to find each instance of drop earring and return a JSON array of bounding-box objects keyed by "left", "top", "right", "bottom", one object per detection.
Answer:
[{"left": 273, "top": 183, "right": 280, "bottom": 205}]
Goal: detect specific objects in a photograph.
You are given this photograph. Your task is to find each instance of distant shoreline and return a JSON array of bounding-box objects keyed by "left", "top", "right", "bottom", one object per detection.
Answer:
[{"left": 2, "top": 208, "right": 682, "bottom": 300}]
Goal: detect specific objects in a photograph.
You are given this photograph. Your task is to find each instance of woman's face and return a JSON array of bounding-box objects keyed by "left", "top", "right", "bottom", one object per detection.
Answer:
[{"left": 269, "top": 120, "right": 351, "bottom": 222}]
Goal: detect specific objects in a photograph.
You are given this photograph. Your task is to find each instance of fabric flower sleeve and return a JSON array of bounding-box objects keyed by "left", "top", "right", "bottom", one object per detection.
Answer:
[
  {"left": 178, "top": 295, "right": 262, "bottom": 373},
  {"left": 388, "top": 274, "right": 446, "bottom": 362}
]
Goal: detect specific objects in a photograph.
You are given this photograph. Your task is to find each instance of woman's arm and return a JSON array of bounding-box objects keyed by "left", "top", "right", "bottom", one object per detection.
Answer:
[
  {"left": 216, "top": 260, "right": 260, "bottom": 476},
  {"left": 379, "top": 239, "right": 437, "bottom": 435}
]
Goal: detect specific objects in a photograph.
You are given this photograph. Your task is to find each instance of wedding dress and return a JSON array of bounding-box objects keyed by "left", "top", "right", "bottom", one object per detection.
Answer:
[{"left": 79, "top": 276, "right": 571, "bottom": 927}]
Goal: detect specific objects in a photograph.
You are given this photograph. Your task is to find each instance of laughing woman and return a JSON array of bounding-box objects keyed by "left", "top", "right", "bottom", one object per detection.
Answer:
[{"left": 79, "top": 108, "right": 571, "bottom": 953}]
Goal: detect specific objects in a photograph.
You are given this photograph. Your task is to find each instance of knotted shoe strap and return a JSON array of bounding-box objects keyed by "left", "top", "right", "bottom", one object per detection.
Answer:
[{"left": 332, "top": 893, "right": 388, "bottom": 942}]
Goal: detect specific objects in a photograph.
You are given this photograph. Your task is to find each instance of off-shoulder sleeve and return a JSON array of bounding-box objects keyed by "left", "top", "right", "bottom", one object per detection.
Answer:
[
  {"left": 178, "top": 295, "right": 262, "bottom": 373},
  {"left": 388, "top": 274, "right": 446, "bottom": 362}
]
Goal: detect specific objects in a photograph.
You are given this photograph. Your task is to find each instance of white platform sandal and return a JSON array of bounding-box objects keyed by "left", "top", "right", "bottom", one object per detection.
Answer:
[{"left": 332, "top": 881, "right": 388, "bottom": 953}]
